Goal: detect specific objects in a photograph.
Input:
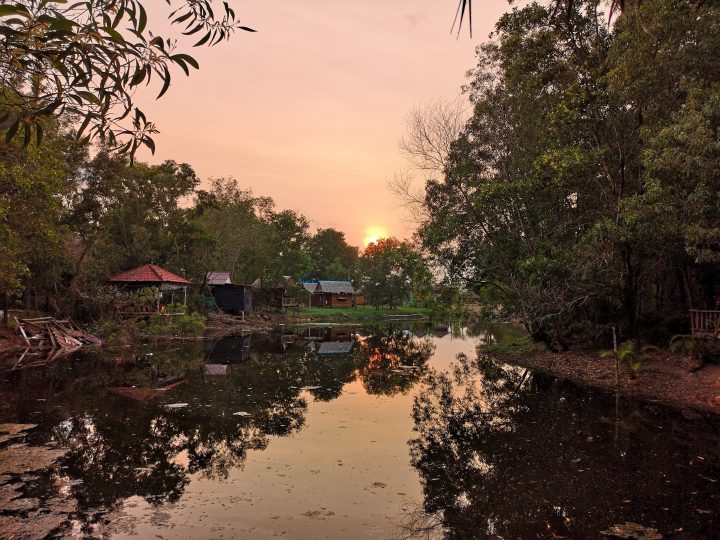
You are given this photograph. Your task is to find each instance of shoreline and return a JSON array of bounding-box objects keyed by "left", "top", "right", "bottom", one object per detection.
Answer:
[{"left": 495, "top": 350, "right": 720, "bottom": 417}]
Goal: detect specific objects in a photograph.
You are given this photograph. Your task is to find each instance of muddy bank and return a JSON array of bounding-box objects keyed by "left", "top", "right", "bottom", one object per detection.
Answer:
[{"left": 497, "top": 350, "right": 720, "bottom": 416}]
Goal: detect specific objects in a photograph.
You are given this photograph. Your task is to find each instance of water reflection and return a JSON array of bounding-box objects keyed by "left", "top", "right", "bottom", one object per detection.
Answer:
[
  {"left": 0, "top": 324, "right": 435, "bottom": 537},
  {"left": 407, "top": 353, "right": 720, "bottom": 538}
]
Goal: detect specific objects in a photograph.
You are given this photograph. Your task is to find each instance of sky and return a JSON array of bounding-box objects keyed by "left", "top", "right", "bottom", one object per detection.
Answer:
[{"left": 137, "top": 0, "right": 509, "bottom": 247}]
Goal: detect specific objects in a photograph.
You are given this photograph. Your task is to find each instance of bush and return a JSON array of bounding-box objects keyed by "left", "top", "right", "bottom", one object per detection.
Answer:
[
  {"left": 139, "top": 312, "right": 206, "bottom": 337},
  {"left": 170, "top": 312, "right": 206, "bottom": 335}
]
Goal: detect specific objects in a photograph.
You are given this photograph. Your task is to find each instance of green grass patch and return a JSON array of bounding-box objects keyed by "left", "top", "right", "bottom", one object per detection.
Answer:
[
  {"left": 482, "top": 335, "right": 542, "bottom": 356},
  {"left": 294, "top": 305, "right": 432, "bottom": 321}
]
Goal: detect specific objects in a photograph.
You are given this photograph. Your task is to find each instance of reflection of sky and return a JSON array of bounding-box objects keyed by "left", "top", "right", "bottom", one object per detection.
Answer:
[{"left": 109, "top": 326, "right": 476, "bottom": 538}]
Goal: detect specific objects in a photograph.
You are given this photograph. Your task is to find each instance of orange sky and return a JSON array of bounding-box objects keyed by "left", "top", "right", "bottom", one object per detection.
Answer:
[{"left": 136, "top": 0, "right": 508, "bottom": 246}]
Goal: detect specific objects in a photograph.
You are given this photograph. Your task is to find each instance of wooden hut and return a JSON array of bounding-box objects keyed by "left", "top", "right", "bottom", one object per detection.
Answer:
[
  {"left": 315, "top": 281, "right": 356, "bottom": 308},
  {"left": 109, "top": 264, "right": 190, "bottom": 313}
]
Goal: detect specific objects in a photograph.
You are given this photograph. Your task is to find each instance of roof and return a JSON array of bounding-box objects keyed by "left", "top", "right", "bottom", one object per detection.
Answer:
[
  {"left": 206, "top": 272, "right": 232, "bottom": 285},
  {"left": 109, "top": 264, "right": 191, "bottom": 285},
  {"left": 302, "top": 282, "right": 319, "bottom": 293},
  {"left": 317, "top": 281, "right": 355, "bottom": 294}
]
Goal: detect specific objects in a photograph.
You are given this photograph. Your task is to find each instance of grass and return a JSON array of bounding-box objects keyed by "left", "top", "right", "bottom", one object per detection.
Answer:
[
  {"left": 482, "top": 335, "right": 542, "bottom": 356},
  {"left": 291, "top": 305, "right": 432, "bottom": 322}
]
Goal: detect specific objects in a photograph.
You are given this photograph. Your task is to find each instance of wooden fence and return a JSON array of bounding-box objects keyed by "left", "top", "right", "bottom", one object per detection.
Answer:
[{"left": 690, "top": 309, "right": 720, "bottom": 338}]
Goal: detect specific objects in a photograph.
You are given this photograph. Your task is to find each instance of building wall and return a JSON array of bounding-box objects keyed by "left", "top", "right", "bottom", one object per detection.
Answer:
[{"left": 329, "top": 294, "right": 353, "bottom": 308}]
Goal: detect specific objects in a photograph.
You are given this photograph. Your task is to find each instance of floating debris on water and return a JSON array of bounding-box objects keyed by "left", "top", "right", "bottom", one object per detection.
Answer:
[{"left": 164, "top": 403, "right": 189, "bottom": 409}]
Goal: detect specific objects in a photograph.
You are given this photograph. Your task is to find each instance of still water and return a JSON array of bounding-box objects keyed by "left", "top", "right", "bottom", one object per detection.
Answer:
[{"left": 0, "top": 324, "right": 718, "bottom": 539}]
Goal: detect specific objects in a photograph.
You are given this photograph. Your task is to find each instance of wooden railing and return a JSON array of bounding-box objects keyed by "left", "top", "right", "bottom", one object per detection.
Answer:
[
  {"left": 282, "top": 297, "right": 298, "bottom": 308},
  {"left": 690, "top": 309, "right": 720, "bottom": 338}
]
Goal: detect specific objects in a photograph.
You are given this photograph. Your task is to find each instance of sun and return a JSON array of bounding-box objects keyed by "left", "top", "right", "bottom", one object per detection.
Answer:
[{"left": 363, "top": 225, "right": 388, "bottom": 247}]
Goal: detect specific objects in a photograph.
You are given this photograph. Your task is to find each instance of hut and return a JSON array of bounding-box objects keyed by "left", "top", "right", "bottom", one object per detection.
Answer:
[
  {"left": 251, "top": 276, "right": 300, "bottom": 310},
  {"left": 315, "top": 281, "right": 356, "bottom": 308},
  {"left": 211, "top": 284, "right": 253, "bottom": 314},
  {"left": 109, "top": 264, "right": 190, "bottom": 313}
]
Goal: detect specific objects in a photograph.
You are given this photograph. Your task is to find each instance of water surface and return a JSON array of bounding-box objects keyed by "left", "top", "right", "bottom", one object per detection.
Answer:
[{"left": 0, "top": 324, "right": 717, "bottom": 538}]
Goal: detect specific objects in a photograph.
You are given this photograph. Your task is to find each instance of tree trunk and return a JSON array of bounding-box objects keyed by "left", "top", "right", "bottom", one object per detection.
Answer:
[{"left": 621, "top": 245, "right": 637, "bottom": 338}]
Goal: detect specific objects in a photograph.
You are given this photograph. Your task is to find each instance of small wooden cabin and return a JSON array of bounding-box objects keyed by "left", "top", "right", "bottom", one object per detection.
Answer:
[
  {"left": 315, "top": 281, "right": 356, "bottom": 308},
  {"left": 211, "top": 284, "right": 253, "bottom": 314}
]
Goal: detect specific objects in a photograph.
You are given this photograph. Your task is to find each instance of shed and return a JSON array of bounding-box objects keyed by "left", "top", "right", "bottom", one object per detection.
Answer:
[{"left": 211, "top": 284, "right": 253, "bottom": 314}]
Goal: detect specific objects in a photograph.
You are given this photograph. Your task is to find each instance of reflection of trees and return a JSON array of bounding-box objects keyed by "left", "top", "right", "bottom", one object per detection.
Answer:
[
  {"left": 355, "top": 330, "right": 435, "bottom": 396},
  {"left": 407, "top": 354, "right": 720, "bottom": 538},
  {"left": 1, "top": 325, "right": 442, "bottom": 537}
]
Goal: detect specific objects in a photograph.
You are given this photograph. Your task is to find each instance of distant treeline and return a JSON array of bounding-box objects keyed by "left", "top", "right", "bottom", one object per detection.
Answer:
[
  {"left": 416, "top": 0, "right": 720, "bottom": 348},
  {"left": 1, "top": 128, "right": 432, "bottom": 320}
]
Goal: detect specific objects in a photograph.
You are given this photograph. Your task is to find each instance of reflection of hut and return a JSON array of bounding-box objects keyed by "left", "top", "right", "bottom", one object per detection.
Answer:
[
  {"left": 301, "top": 326, "right": 355, "bottom": 342},
  {"left": 205, "top": 335, "right": 252, "bottom": 363},
  {"left": 106, "top": 378, "right": 187, "bottom": 403},
  {"left": 307, "top": 341, "right": 354, "bottom": 355},
  {"left": 203, "top": 364, "right": 229, "bottom": 376},
  {"left": 109, "top": 264, "right": 190, "bottom": 312}
]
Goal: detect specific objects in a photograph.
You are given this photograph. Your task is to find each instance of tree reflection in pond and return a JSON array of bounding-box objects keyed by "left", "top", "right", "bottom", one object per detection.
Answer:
[
  {"left": 0, "top": 325, "right": 437, "bottom": 537},
  {"left": 407, "top": 354, "right": 720, "bottom": 538},
  {"left": 355, "top": 329, "right": 435, "bottom": 396}
]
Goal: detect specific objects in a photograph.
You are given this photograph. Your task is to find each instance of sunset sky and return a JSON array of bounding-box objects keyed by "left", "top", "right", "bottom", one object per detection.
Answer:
[{"left": 138, "top": 0, "right": 508, "bottom": 246}]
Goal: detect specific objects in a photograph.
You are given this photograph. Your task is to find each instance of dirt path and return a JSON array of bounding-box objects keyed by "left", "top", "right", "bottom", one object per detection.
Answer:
[{"left": 499, "top": 350, "right": 720, "bottom": 416}]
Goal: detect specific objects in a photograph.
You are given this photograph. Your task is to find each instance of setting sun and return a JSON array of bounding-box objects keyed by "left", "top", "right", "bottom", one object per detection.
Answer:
[{"left": 363, "top": 226, "right": 388, "bottom": 247}]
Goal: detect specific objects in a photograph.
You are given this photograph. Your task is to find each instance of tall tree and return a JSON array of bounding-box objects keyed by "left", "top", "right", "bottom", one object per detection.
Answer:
[
  {"left": 306, "top": 228, "right": 358, "bottom": 280},
  {"left": 360, "top": 237, "right": 430, "bottom": 309}
]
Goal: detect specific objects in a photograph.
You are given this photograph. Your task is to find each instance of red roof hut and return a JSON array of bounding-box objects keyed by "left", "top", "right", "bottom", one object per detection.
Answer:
[{"left": 109, "top": 264, "right": 191, "bottom": 312}]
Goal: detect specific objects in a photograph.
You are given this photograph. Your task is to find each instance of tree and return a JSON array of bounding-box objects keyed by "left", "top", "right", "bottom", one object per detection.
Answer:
[
  {"left": 306, "top": 228, "right": 358, "bottom": 280},
  {"left": 0, "top": 1, "right": 253, "bottom": 155},
  {"left": 0, "top": 115, "right": 86, "bottom": 316},
  {"left": 392, "top": 98, "right": 468, "bottom": 224},
  {"left": 421, "top": 0, "right": 720, "bottom": 346},
  {"left": 360, "top": 237, "right": 429, "bottom": 309},
  {"left": 194, "top": 178, "right": 311, "bottom": 285}
]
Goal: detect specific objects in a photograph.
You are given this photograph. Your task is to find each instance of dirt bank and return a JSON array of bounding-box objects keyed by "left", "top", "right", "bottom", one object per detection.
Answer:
[{"left": 499, "top": 350, "right": 720, "bottom": 416}]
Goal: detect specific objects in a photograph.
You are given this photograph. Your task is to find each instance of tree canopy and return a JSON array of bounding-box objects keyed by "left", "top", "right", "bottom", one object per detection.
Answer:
[
  {"left": 419, "top": 0, "right": 720, "bottom": 347},
  {"left": 0, "top": 0, "right": 252, "bottom": 155}
]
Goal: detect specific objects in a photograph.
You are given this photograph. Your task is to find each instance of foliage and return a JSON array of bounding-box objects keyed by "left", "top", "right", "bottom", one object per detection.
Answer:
[
  {"left": 193, "top": 178, "right": 312, "bottom": 285},
  {"left": 306, "top": 228, "right": 358, "bottom": 281},
  {"left": 0, "top": 0, "right": 253, "bottom": 155},
  {"left": 140, "top": 312, "right": 205, "bottom": 336},
  {"left": 669, "top": 335, "right": 720, "bottom": 364},
  {"left": 0, "top": 115, "right": 85, "bottom": 304},
  {"left": 482, "top": 335, "right": 542, "bottom": 357},
  {"left": 360, "top": 237, "right": 432, "bottom": 309},
  {"left": 600, "top": 340, "right": 655, "bottom": 379},
  {"left": 418, "top": 0, "right": 720, "bottom": 346}
]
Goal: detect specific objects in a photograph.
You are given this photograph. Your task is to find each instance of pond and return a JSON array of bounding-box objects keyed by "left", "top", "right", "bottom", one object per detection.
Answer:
[{"left": 0, "top": 323, "right": 718, "bottom": 538}]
